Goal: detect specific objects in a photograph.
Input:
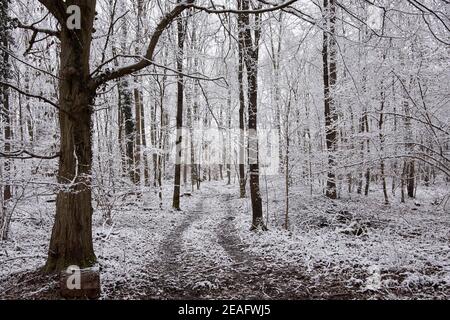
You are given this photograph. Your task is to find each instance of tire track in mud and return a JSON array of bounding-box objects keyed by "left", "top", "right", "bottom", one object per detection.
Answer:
[
  {"left": 215, "top": 191, "right": 314, "bottom": 299},
  {"left": 153, "top": 198, "right": 206, "bottom": 298},
  {"left": 160, "top": 207, "right": 204, "bottom": 275},
  {"left": 217, "top": 193, "right": 250, "bottom": 264},
  {"left": 149, "top": 184, "right": 349, "bottom": 299},
  {"left": 215, "top": 192, "right": 276, "bottom": 299},
  {"left": 154, "top": 185, "right": 251, "bottom": 299},
  {"left": 152, "top": 186, "right": 310, "bottom": 299}
]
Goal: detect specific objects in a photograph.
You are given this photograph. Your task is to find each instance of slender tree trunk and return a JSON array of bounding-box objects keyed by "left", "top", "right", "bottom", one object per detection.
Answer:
[
  {"left": 172, "top": 14, "right": 186, "bottom": 210},
  {"left": 136, "top": 0, "right": 150, "bottom": 186},
  {"left": 364, "top": 113, "right": 370, "bottom": 196},
  {"left": 226, "top": 74, "right": 232, "bottom": 185},
  {"left": 110, "top": 25, "right": 127, "bottom": 177},
  {"left": 407, "top": 160, "right": 415, "bottom": 198},
  {"left": 117, "top": 84, "right": 126, "bottom": 175},
  {"left": 357, "top": 116, "right": 364, "bottom": 195},
  {"left": 117, "top": 15, "right": 135, "bottom": 182},
  {"left": 268, "top": 14, "right": 283, "bottom": 174},
  {"left": 403, "top": 88, "right": 415, "bottom": 199},
  {"left": 322, "top": 0, "right": 338, "bottom": 199},
  {"left": 401, "top": 161, "right": 406, "bottom": 203},
  {"left": 240, "top": 0, "right": 266, "bottom": 230},
  {"left": 190, "top": 48, "right": 199, "bottom": 190},
  {"left": 284, "top": 95, "right": 291, "bottom": 230},
  {"left": 237, "top": 5, "right": 247, "bottom": 198},
  {"left": 0, "top": 2, "right": 12, "bottom": 239},
  {"left": 154, "top": 45, "right": 168, "bottom": 197},
  {"left": 134, "top": 88, "right": 142, "bottom": 185},
  {"left": 157, "top": 78, "right": 167, "bottom": 206},
  {"left": 379, "top": 83, "right": 389, "bottom": 205}
]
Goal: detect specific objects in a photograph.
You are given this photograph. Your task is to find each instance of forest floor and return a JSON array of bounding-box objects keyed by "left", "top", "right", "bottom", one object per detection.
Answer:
[{"left": 0, "top": 180, "right": 449, "bottom": 299}]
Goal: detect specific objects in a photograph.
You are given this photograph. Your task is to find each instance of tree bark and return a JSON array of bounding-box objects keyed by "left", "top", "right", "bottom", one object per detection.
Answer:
[
  {"left": 237, "top": 4, "right": 247, "bottom": 198},
  {"left": 403, "top": 86, "right": 415, "bottom": 199},
  {"left": 240, "top": 0, "right": 266, "bottom": 230},
  {"left": 322, "top": 0, "right": 338, "bottom": 200},
  {"left": 35, "top": 0, "right": 192, "bottom": 273},
  {"left": 116, "top": 13, "right": 135, "bottom": 182},
  {"left": 379, "top": 81, "right": 389, "bottom": 205},
  {"left": 44, "top": 0, "right": 97, "bottom": 272},
  {"left": 0, "top": 0, "right": 12, "bottom": 240},
  {"left": 172, "top": 13, "right": 186, "bottom": 210}
]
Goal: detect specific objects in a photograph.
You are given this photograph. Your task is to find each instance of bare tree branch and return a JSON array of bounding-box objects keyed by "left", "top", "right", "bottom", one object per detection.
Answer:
[
  {"left": 15, "top": 20, "right": 60, "bottom": 38},
  {"left": 0, "top": 150, "right": 60, "bottom": 160},
  {"left": 91, "top": 0, "right": 298, "bottom": 89},
  {"left": 0, "top": 81, "right": 59, "bottom": 110},
  {"left": 191, "top": 0, "right": 298, "bottom": 14},
  {"left": 91, "top": 1, "right": 195, "bottom": 89}
]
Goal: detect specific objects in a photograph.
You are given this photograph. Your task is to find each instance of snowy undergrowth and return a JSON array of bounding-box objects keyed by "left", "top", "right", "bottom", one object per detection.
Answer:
[
  {"left": 0, "top": 185, "right": 193, "bottom": 299},
  {"left": 0, "top": 198, "right": 51, "bottom": 280},
  {"left": 97, "top": 187, "right": 200, "bottom": 299},
  {"left": 232, "top": 180, "right": 450, "bottom": 298},
  {"left": 1, "top": 179, "right": 448, "bottom": 299}
]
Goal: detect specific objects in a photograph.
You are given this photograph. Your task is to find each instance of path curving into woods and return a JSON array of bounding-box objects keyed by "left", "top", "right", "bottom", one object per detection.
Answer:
[{"left": 147, "top": 184, "right": 318, "bottom": 299}]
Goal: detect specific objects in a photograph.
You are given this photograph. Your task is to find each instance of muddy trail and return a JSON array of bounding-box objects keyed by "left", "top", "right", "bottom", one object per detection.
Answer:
[{"left": 144, "top": 186, "right": 362, "bottom": 300}]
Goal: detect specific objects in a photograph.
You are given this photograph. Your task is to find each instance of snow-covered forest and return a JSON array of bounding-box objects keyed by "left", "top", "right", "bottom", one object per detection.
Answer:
[{"left": 0, "top": 0, "right": 449, "bottom": 300}]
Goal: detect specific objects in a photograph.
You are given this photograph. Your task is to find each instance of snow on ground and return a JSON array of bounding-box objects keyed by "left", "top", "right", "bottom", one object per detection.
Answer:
[
  {"left": 95, "top": 192, "right": 185, "bottom": 299},
  {"left": 0, "top": 179, "right": 448, "bottom": 299},
  {"left": 232, "top": 179, "right": 450, "bottom": 299},
  {"left": 0, "top": 184, "right": 195, "bottom": 299},
  {"left": 182, "top": 194, "right": 233, "bottom": 268}
]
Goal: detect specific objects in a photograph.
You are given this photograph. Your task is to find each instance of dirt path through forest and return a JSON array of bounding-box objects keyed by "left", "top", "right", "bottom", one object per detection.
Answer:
[
  {"left": 149, "top": 184, "right": 321, "bottom": 299},
  {"left": 154, "top": 193, "right": 207, "bottom": 298}
]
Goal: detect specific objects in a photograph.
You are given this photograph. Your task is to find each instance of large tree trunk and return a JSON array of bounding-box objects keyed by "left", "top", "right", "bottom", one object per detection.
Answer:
[{"left": 44, "top": 1, "right": 97, "bottom": 272}]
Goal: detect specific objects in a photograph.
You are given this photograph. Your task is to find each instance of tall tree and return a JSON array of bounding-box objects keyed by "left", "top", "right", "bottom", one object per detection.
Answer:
[
  {"left": 322, "top": 0, "right": 338, "bottom": 199},
  {"left": 237, "top": 1, "right": 247, "bottom": 198},
  {"left": 36, "top": 0, "right": 194, "bottom": 272},
  {"left": 133, "top": 0, "right": 150, "bottom": 186},
  {"left": 240, "top": 0, "right": 266, "bottom": 230},
  {"left": 116, "top": 2, "right": 135, "bottom": 183},
  {"left": 0, "top": 0, "right": 12, "bottom": 240},
  {"left": 172, "top": 10, "right": 187, "bottom": 210}
]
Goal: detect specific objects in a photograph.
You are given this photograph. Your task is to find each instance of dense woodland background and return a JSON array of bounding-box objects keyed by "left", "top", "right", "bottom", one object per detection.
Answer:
[{"left": 0, "top": 0, "right": 449, "bottom": 299}]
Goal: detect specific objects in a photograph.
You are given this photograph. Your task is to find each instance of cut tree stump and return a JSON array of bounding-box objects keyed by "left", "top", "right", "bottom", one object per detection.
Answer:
[{"left": 59, "top": 267, "right": 100, "bottom": 299}]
